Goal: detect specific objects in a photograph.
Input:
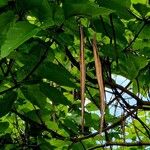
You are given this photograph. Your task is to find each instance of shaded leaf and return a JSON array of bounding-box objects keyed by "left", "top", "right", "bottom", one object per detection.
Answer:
[
  {"left": 38, "top": 62, "right": 76, "bottom": 88},
  {"left": 63, "top": 118, "right": 79, "bottom": 134},
  {"left": 24, "top": 109, "right": 50, "bottom": 123},
  {"left": 71, "top": 142, "right": 85, "bottom": 150},
  {"left": 133, "top": 3, "right": 150, "bottom": 17},
  {"left": 0, "top": 122, "right": 9, "bottom": 133},
  {"left": 63, "top": 1, "right": 114, "bottom": 18},
  {"left": 40, "top": 83, "right": 71, "bottom": 105},
  {"left": 21, "top": 85, "right": 47, "bottom": 109},
  {"left": 0, "top": 0, "right": 7, "bottom": 7},
  {"left": 16, "top": 0, "right": 53, "bottom": 20},
  {"left": 97, "top": 0, "right": 132, "bottom": 19},
  {"left": 0, "top": 11, "right": 14, "bottom": 30},
  {"left": 115, "top": 54, "right": 148, "bottom": 80},
  {"left": 139, "top": 24, "right": 150, "bottom": 39},
  {"left": 0, "top": 11, "right": 15, "bottom": 47},
  {"left": 0, "top": 91, "right": 17, "bottom": 117}
]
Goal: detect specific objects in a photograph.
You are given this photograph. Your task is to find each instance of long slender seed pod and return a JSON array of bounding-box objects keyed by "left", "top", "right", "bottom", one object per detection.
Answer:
[
  {"left": 93, "top": 33, "right": 105, "bottom": 134},
  {"left": 80, "top": 26, "right": 86, "bottom": 133}
]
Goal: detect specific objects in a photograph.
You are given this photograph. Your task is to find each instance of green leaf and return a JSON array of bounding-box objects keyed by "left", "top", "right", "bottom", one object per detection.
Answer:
[
  {"left": 133, "top": 39, "right": 150, "bottom": 49},
  {"left": 21, "top": 85, "right": 47, "bottom": 109},
  {"left": 0, "top": 91, "right": 17, "bottom": 117},
  {"left": 133, "top": 3, "right": 150, "bottom": 17},
  {"left": 0, "top": 122, "right": 9, "bottom": 133},
  {"left": 39, "top": 138, "right": 56, "bottom": 150},
  {"left": 63, "top": 18, "right": 79, "bottom": 36},
  {"left": 97, "top": 0, "right": 132, "bottom": 19},
  {"left": 0, "top": 11, "right": 15, "bottom": 47},
  {"left": 93, "top": 15, "right": 127, "bottom": 45},
  {"left": 53, "top": 7, "right": 65, "bottom": 26},
  {"left": 109, "top": 132, "right": 120, "bottom": 139},
  {"left": 40, "top": 83, "right": 71, "bottom": 105},
  {"left": 46, "top": 121, "right": 59, "bottom": 132},
  {"left": 63, "top": 118, "right": 78, "bottom": 134},
  {"left": 139, "top": 24, "right": 150, "bottom": 39},
  {"left": 1, "top": 21, "right": 40, "bottom": 58},
  {"left": 115, "top": 54, "right": 148, "bottom": 80},
  {"left": 17, "top": 0, "right": 53, "bottom": 23},
  {"left": 38, "top": 62, "right": 76, "bottom": 88},
  {"left": 140, "top": 47, "right": 150, "bottom": 56},
  {"left": 57, "top": 33, "right": 74, "bottom": 46},
  {"left": 50, "top": 139, "right": 70, "bottom": 149},
  {"left": 24, "top": 109, "right": 50, "bottom": 123},
  {"left": 131, "top": 0, "right": 147, "bottom": 4},
  {"left": 85, "top": 113, "right": 99, "bottom": 130},
  {"left": 63, "top": 1, "right": 114, "bottom": 18},
  {"left": 72, "top": 142, "right": 85, "bottom": 150},
  {"left": 127, "top": 21, "right": 143, "bottom": 35},
  {"left": 0, "top": 0, "right": 7, "bottom": 7},
  {"left": 86, "top": 102, "right": 98, "bottom": 111},
  {"left": 101, "top": 44, "right": 123, "bottom": 59},
  {"left": 132, "top": 69, "right": 150, "bottom": 96},
  {"left": 0, "top": 11, "right": 14, "bottom": 30},
  {"left": 100, "top": 0, "right": 131, "bottom": 8}
]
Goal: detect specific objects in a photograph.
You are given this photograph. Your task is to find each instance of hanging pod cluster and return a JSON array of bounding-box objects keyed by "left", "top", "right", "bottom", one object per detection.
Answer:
[{"left": 79, "top": 26, "right": 105, "bottom": 134}]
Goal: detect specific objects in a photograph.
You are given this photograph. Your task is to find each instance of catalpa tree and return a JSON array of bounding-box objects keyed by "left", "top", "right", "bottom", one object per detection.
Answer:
[{"left": 0, "top": 0, "right": 150, "bottom": 149}]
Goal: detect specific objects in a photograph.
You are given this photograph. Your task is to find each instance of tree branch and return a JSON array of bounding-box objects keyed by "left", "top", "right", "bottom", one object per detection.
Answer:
[
  {"left": 88, "top": 142, "right": 150, "bottom": 149},
  {"left": 71, "top": 107, "right": 138, "bottom": 142},
  {"left": 123, "top": 22, "right": 145, "bottom": 52},
  {"left": 11, "top": 109, "right": 67, "bottom": 141}
]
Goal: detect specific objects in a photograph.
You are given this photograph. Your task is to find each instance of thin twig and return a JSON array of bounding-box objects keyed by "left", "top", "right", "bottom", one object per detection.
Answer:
[
  {"left": 123, "top": 23, "right": 145, "bottom": 52},
  {"left": 11, "top": 109, "right": 66, "bottom": 140},
  {"left": 72, "top": 107, "right": 138, "bottom": 142},
  {"left": 109, "top": 14, "right": 118, "bottom": 64}
]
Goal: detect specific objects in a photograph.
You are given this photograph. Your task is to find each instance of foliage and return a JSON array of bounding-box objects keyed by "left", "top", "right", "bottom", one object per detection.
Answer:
[{"left": 0, "top": 0, "right": 150, "bottom": 149}]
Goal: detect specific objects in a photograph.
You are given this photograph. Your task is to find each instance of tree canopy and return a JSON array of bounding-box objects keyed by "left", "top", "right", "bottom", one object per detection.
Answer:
[{"left": 0, "top": 0, "right": 150, "bottom": 149}]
